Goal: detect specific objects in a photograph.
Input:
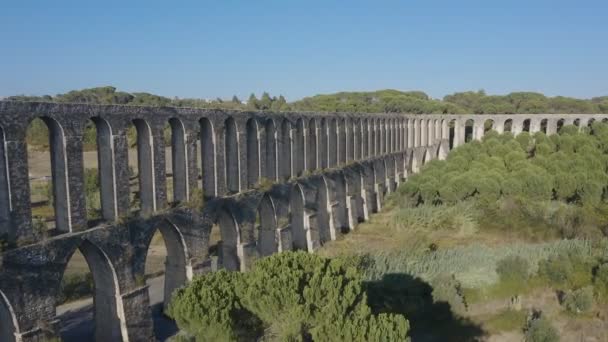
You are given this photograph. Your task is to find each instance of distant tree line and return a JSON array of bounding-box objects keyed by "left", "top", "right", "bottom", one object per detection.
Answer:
[{"left": 6, "top": 86, "right": 608, "bottom": 114}]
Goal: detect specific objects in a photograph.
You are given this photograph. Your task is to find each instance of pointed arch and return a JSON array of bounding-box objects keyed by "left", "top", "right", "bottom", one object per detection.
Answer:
[
  {"left": 168, "top": 118, "right": 188, "bottom": 203},
  {"left": 0, "top": 290, "right": 19, "bottom": 342},
  {"left": 257, "top": 194, "right": 278, "bottom": 256},
  {"left": 200, "top": 117, "right": 216, "bottom": 197},
  {"left": 60, "top": 239, "right": 128, "bottom": 341},
  {"left": 217, "top": 208, "right": 241, "bottom": 271},
  {"left": 290, "top": 184, "right": 308, "bottom": 251},
  {"left": 144, "top": 220, "right": 190, "bottom": 307},
  {"left": 279, "top": 119, "right": 292, "bottom": 180},
  {"left": 264, "top": 119, "right": 277, "bottom": 181}
]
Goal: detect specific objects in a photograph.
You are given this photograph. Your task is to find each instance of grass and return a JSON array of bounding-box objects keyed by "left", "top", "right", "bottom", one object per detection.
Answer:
[{"left": 481, "top": 308, "right": 528, "bottom": 333}]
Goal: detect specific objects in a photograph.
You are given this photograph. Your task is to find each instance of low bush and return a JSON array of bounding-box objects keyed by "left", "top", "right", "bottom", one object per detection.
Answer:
[
  {"left": 561, "top": 286, "right": 594, "bottom": 314},
  {"left": 538, "top": 253, "right": 594, "bottom": 289},
  {"left": 524, "top": 315, "right": 560, "bottom": 342},
  {"left": 593, "top": 263, "right": 608, "bottom": 301},
  {"left": 58, "top": 273, "right": 94, "bottom": 304}
]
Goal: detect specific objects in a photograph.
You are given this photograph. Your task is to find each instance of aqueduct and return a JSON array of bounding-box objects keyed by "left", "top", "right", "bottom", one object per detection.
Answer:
[{"left": 0, "top": 100, "right": 606, "bottom": 341}]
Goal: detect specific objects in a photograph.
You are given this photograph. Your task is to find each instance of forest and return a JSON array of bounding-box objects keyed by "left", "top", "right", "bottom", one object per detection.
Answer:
[{"left": 6, "top": 86, "right": 608, "bottom": 114}]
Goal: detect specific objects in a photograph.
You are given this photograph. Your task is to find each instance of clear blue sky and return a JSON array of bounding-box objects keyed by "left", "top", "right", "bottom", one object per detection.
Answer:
[{"left": 1, "top": 0, "right": 607, "bottom": 100}]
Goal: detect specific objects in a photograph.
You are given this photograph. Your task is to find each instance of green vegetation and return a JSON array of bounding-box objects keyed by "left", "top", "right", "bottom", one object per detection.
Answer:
[
  {"left": 168, "top": 252, "right": 409, "bottom": 342},
  {"left": 7, "top": 86, "right": 608, "bottom": 115},
  {"left": 524, "top": 315, "right": 560, "bottom": 342}
]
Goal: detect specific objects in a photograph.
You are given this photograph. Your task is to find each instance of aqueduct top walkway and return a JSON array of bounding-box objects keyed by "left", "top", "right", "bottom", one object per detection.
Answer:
[{"left": 0, "top": 100, "right": 606, "bottom": 341}]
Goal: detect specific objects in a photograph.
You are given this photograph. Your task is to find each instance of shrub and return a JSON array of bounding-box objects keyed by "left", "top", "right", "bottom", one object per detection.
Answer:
[
  {"left": 430, "top": 275, "right": 467, "bottom": 314},
  {"left": 496, "top": 256, "right": 529, "bottom": 283},
  {"left": 561, "top": 286, "right": 594, "bottom": 314},
  {"left": 167, "top": 270, "right": 262, "bottom": 341},
  {"left": 169, "top": 252, "right": 410, "bottom": 341},
  {"left": 524, "top": 316, "right": 560, "bottom": 342},
  {"left": 593, "top": 263, "right": 608, "bottom": 301},
  {"left": 538, "top": 253, "right": 593, "bottom": 289},
  {"left": 58, "top": 273, "right": 94, "bottom": 304}
]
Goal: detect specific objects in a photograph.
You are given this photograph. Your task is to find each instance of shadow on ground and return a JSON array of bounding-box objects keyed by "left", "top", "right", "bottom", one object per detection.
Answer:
[
  {"left": 58, "top": 302, "right": 178, "bottom": 342},
  {"left": 366, "top": 273, "right": 486, "bottom": 342}
]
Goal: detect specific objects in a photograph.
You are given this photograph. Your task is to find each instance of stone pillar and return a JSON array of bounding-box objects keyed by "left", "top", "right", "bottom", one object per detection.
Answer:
[
  {"left": 113, "top": 132, "right": 131, "bottom": 219},
  {"left": 453, "top": 119, "right": 465, "bottom": 147},
  {"left": 530, "top": 118, "right": 542, "bottom": 133},
  {"left": 546, "top": 118, "right": 558, "bottom": 135},
  {"left": 152, "top": 127, "right": 168, "bottom": 211},
  {"left": 413, "top": 120, "right": 420, "bottom": 147},
  {"left": 442, "top": 119, "right": 449, "bottom": 139},
  {"left": 420, "top": 119, "right": 427, "bottom": 147},
  {"left": 473, "top": 120, "right": 485, "bottom": 141},
  {"left": 4, "top": 137, "right": 33, "bottom": 242},
  {"left": 494, "top": 120, "right": 505, "bottom": 134},
  {"left": 407, "top": 119, "right": 414, "bottom": 148},
  {"left": 427, "top": 119, "right": 434, "bottom": 145},
  {"left": 511, "top": 119, "right": 523, "bottom": 136}
]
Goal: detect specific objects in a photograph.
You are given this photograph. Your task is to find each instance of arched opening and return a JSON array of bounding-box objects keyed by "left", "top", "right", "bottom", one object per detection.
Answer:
[
  {"left": 573, "top": 118, "right": 581, "bottom": 128},
  {"left": 464, "top": 119, "right": 474, "bottom": 143},
  {"left": 130, "top": 119, "right": 156, "bottom": 216},
  {"left": 362, "top": 119, "right": 369, "bottom": 158},
  {"left": 200, "top": 118, "right": 216, "bottom": 198},
  {"left": 316, "top": 177, "right": 333, "bottom": 244},
  {"left": 557, "top": 118, "right": 565, "bottom": 133},
  {"left": 0, "top": 290, "right": 18, "bottom": 342},
  {"left": 225, "top": 117, "right": 240, "bottom": 193},
  {"left": 319, "top": 118, "right": 328, "bottom": 169},
  {"left": 290, "top": 184, "right": 308, "bottom": 251},
  {"left": 81, "top": 119, "right": 102, "bottom": 225},
  {"left": 293, "top": 119, "right": 305, "bottom": 175},
  {"left": 504, "top": 119, "right": 513, "bottom": 132},
  {"left": 307, "top": 118, "right": 317, "bottom": 171},
  {"left": 26, "top": 117, "right": 69, "bottom": 234},
  {"left": 370, "top": 119, "right": 377, "bottom": 156},
  {"left": 217, "top": 209, "right": 240, "bottom": 271},
  {"left": 540, "top": 119, "right": 548, "bottom": 133},
  {"left": 587, "top": 118, "right": 595, "bottom": 129},
  {"left": 246, "top": 118, "right": 260, "bottom": 188},
  {"left": 448, "top": 119, "right": 456, "bottom": 149},
  {"left": 264, "top": 119, "right": 277, "bottom": 181},
  {"left": 328, "top": 119, "right": 338, "bottom": 167},
  {"left": 144, "top": 222, "right": 188, "bottom": 325},
  {"left": 279, "top": 119, "right": 292, "bottom": 180},
  {"left": 167, "top": 118, "right": 187, "bottom": 204},
  {"left": 0, "top": 126, "right": 9, "bottom": 238},
  {"left": 338, "top": 119, "right": 346, "bottom": 164},
  {"left": 522, "top": 119, "right": 531, "bottom": 132},
  {"left": 57, "top": 240, "right": 127, "bottom": 341},
  {"left": 257, "top": 195, "right": 278, "bottom": 256},
  {"left": 484, "top": 119, "right": 495, "bottom": 133}
]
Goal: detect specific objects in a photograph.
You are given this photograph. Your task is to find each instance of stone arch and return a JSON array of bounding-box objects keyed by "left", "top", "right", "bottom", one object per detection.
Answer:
[
  {"left": 328, "top": 119, "right": 338, "bottom": 167},
  {"left": 448, "top": 119, "right": 456, "bottom": 149},
  {"left": 0, "top": 125, "right": 10, "bottom": 237},
  {"left": 293, "top": 118, "right": 305, "bottom": 175},
  {"left": 540, "top": 118, "right": 549, "bottom": 133},
  {"left": 144, "top": 220, "right": 190, "bottom": 308},
  {"left": 0, "top": 290, "right": 19, "bottom": 342},
  {"left": 290, "top": 184, "right": 308, "bottom": 251},
  {"left": 484, "top": 118, "right": 495, "bottom": 133},
  {"left": 307, "top": 118, "right": 317, "bottom": 171},
  {"left": 224, "top": 117, "right": 240, "bottom": 194},
  {"left": 522, "top": 118, "right": 531, "bottom": 132},
  {"left": 168, "top": 118, "right": 188, "bottom": 203},
  {"left": 200, "top": 117, "right": 216, "bottom": 197},
  {"left": 60, "top": 239, "right": 128, "bottom": 341},
  {"left": 279, "top": 119, "right": 292, "bottom": 179},
  {"left": 246, "top": 118, "right": 260, "bottom": 188},
  {"left": 263, "top": 119, "right": 277, "bottom": 181},
  {"left": 27, "top": 116, "right": 71, "bottom": 233},
  {"left": 504, "top": 118, "right": 513, "bottom": 132},
  {"left": 587, "top": 118, "right": 595, "bottom": 128},
  {"left": 132, "top": 118, "right": 156, "bottom": 215},
  {"left": 257, "top": 194, "right": 278, "bottom": 256},
  {"left": 464, "top": 119, "right": 474, "bottom": 142},
  {"left": 557, "top": 118, "right": 565, "bottom": 133},
  {"left": 319, "top": 118, "right": 328, "bottom": 169},
  {"left": 573, "top": 118, "right": 581, "bottom": 128},
  {"left": 216, "top": 208, "right": 241, "bottom": 271}
]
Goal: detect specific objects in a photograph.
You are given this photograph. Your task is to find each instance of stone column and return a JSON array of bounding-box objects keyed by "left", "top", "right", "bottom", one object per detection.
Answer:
[
  {"left": 407, "top": 119, "right": 414, "bottom": 148},
  {"left": 113, "top": 132, "right": 131, "bottom": 219},
  {"left": 494, "top": 119, "right": 505, "bottom": 134},
  {"left": 420, "top": 119, "right": 427, "bottom": 147},
  {"left": 453, "top": 119, "right": 465, "bottom": 147},
  {"left": 152, "top": 127, "right": 168, "bottom": 211},
  {"left": 473, "top": 120, "right": 485, "bottom": 141},
  {"left": 4, "top": 136, "right": 33, "bottom": 242},
  {"left": 530, "top": 118, "right": 542, "bottom": 133},
  {"left": 64, "top": 134, "right": 88, "bottom": 230},
  {"left": 546, "top": 118, "right": 558, "bottom": 135},
  {"left": 442, "top": 119, "right": 449, "bottom": 139},
  {"left": 511, "top": 119, "right": 523, "bottom": 136}
]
